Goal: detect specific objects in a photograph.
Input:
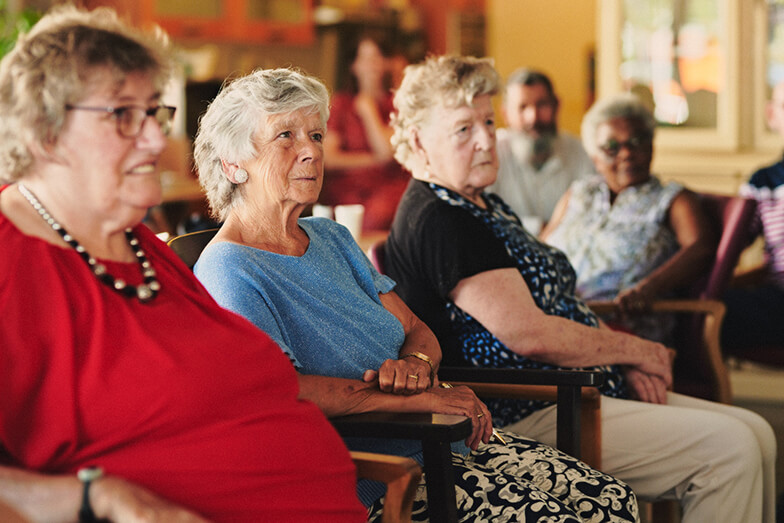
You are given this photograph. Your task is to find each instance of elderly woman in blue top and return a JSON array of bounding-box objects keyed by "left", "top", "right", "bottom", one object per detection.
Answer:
[
  {"left": 383, "top": 55, "right": 776, "bottom": 523},
  {"left": 191, "top": 67, "right": 639, "bottom": 522}
]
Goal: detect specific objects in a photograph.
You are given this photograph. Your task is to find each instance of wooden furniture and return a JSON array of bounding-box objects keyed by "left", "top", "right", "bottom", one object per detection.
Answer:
[
  {"left": 167, "top": 227, "right": 220, "bottom": 269},
  {"left": 349, "top": 452, "right": 422, "bottom": 523},
  {"left": 438, "top": 367, "right": 604, "bottom": 469},
  {"left": 333, "top": 413, "right": 471, "bottom": 523},
  {"left": 596, "top": 0, "right": 784, "bottom": 194},
  {"left": 85, "top": 0, "right": 314, "bottom": 44}
]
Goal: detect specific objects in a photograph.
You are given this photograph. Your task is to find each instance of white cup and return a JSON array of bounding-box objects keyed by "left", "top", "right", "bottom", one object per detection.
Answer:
[
  {"left": 521, "top": 215, "right": 543, "bottom": 236},
  {"left": 334, "top": 204, "right": 365, "bottom": 241},
  {"left": 312, "top": 204, "right": 333, "bottom": 220}
]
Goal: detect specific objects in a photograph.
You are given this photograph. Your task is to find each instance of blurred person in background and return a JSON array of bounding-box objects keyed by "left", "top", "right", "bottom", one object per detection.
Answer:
[
  {"left": 321, "top": 35, "right": 410, "bottom": 232},
  {"left": 488, "top": 68, "right": 594, "bottom": 231}
]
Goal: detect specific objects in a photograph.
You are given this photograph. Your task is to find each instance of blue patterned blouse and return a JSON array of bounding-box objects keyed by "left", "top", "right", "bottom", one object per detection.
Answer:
[{"left": 429, "top": 183, "right": 630, "bottom": 427}]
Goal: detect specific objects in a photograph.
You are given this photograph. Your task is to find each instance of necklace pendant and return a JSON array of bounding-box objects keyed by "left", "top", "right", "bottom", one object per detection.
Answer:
[{"left": 137, "top": 284, "right": 153, "bottom": 302}]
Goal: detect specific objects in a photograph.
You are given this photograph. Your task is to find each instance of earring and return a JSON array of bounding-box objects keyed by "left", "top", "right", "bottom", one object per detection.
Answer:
[{"left": 234, "top": 168, "right": 249, "bottom": 184}]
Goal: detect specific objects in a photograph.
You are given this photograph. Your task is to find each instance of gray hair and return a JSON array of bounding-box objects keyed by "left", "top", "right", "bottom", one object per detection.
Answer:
[
  {"left": 581, "top": 93, "right": 656, "bottom": 157},
  {"left": 391, "top": 55, "right": 500, "bottom": 172},
  {"left": 504, "top": 68, "right": 557, "bottom": 104},
  {"left": 193, "top": 67, "right": 330, "bottom": 221},
  {"left": 0, "top": 5, "right": 172, "bottom": 183}
]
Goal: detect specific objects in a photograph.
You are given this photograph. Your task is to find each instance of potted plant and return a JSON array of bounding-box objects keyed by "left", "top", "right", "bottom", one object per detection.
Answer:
[{"left": 0, "top": 0, "right": 41, "bottom": 58}]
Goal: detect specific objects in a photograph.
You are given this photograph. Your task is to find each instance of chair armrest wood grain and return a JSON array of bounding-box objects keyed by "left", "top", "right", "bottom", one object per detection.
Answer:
[{"left": 351, "top": 452, "right": 421, "bottom": 523}]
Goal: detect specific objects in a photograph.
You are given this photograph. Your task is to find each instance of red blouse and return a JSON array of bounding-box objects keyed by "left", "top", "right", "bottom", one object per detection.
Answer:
[{"left": 0, "top": 185, "right": 365, "bottom": 522}]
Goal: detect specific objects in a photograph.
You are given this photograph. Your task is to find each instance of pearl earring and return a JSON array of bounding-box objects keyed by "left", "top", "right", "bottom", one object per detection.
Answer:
[{"left": 234, "top": 168, "right": 249, "bottom": 184}]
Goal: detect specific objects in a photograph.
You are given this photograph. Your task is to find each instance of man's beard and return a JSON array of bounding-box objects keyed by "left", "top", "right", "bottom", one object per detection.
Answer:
[{"left": 511, "top": 125, "right": 557, "bottom": 170}]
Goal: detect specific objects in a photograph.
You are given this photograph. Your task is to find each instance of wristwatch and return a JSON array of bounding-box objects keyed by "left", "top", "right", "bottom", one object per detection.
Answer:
[{"left": 77, "top": 466, "right": 103, "bottom": 523}]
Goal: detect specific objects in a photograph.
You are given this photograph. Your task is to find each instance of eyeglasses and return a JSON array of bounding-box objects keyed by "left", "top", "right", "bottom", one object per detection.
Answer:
[
  {"left": 598, "top": 135, "right": 651, "bottom": 158},
  {"left": 65, "top": 104, "right": 177, "bottom": 138}
]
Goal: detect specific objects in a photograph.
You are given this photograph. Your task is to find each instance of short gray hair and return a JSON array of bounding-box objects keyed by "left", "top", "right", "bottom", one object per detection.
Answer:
[
  {"left": 581, "top": 93, "right": 656, "bottom": 157},
  {"left": 0, "top": 5, "right": 171, "bottom": 183},
  {"left": 391, "top": 55, "right": 500, "bottom": 172},
  {"left": 193, "top": 68, "right": 330, "bottom": 221},
  {"left": 504, "top": 68, "right": 557, "bottom": 104}
]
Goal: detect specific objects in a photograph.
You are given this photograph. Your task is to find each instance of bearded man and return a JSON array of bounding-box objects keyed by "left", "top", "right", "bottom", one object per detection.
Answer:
[{"left": 488, "top": 69, "right": 594, "bottom": 229}]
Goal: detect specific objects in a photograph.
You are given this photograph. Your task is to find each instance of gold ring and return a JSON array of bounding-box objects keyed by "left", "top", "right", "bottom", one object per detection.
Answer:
[
  {"left": 477, "top": 413, "right": 484, "bottom": 418},
  {"left": 408, "top": 374, "right": 419, "bottom": 381}
]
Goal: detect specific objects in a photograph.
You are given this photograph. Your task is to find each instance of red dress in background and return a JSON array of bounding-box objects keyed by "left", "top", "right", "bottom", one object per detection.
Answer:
[
  {"left": 0, "top": 187, "right": 365, "bottom": 522},
  {"left": 322, "top": 92, "right": 410, "bottom": 231}
]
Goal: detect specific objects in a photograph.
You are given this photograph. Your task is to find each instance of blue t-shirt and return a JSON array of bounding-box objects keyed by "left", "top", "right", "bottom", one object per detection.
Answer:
[
  {"left": 195, "top": 218, "right": 405, "bottom": 377},
  {"left": 194, "top": 217, "right": 420, "bottom": 505}
]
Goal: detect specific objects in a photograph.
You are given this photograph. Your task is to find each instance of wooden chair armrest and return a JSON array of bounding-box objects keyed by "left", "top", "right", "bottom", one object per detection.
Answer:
[
  {"left": 730, "top": 264, "right": 768, "bottom": 288},
  {"left": 351, "top": 452, "right": 421, "bottom": 523},
  {"left": 587, "top": 298, "right": 725, "bottom": 317},
  {"left": 447, "top": 382, "right": 602, "bottom": 470},
  {"left": 330, "top": 412, "right": 471, "bottom": 443},
  {"left": 438, "top": 368, "right": 604, "bottom": 469},
  {"left": 438, "top": 367, "right": 604, "bottom": 387}
]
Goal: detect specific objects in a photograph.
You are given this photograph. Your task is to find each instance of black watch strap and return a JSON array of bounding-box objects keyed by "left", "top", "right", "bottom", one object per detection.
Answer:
[{"left": 77, "top": 466, "right": 103, "bottom": 523}]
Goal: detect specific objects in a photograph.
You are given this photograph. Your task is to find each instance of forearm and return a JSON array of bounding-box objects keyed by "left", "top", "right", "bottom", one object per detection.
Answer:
[
  {"left": 506, "top": 312, "right": 653, "bottom": 368},
  {"left": 297, "top": 374, "right": 433, "bottom": 417},
  {"left": 634, "top": 241, "right": 714, "bottom": 297},
  {"left": 0, "top": 465, "right": 80, "bottom": 523},
  {"left": 397, "top": 321, "right": 441, "bottom": 373},
  {"left": 358, "top": 114, "right": 393, "bottom": 162}
]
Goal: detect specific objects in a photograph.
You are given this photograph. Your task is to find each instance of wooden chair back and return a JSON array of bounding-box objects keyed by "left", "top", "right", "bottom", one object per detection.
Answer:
[{"left": 167, "top": 228, "right": 220, "bottom": 270}]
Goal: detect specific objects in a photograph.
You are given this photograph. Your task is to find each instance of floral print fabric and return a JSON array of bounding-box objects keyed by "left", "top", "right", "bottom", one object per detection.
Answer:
[
  {"left": 427, "top": 183, "right": 629, "bottom": 427},
  {"left": 367, "top": 430, "right": 639, "bottom": 522},
  {"left": 546, "top": 176, "right": 683, "bottom": 343}
]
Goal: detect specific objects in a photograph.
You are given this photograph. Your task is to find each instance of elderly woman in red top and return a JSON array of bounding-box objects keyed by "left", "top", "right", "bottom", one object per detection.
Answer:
[{"left": 0, "top": 6, "right": 364, "bottom": 522}]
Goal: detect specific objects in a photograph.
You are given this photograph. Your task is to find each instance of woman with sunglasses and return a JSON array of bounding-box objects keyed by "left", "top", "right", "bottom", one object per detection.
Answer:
[
  {"left": 0, "top": 6, "right": 366, "bottom": 522},
  {"left": 541, "top": 93, "right": 716, "bottom": 345}
]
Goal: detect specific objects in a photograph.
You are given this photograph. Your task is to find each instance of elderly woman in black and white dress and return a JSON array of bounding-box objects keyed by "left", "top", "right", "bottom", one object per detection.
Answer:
[{"left": 385, "top": 54, "right": 776, "bottom": 523}]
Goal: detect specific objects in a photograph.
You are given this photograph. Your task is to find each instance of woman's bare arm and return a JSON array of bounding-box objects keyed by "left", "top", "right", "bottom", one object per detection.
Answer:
[
  {"left": 450, "top": 268, "right": 673, "bottom": 385},
  {"left": 0, "top": 465, "right": 207, "bottom": 523},
  {"left": 369, "top": 291, "right": 441, "bottom": 393},
  {"left": 615, "top": 190, "right": 716, "bottom": 311},
  {"left": 323, "top": 95, "right": 393, "bottom": 171},
  {"left": 297, "top": 374, "right": 492, "bottom": 449},
  {"left": 539, "top": 187, "right": 572, "bottom": 240}
]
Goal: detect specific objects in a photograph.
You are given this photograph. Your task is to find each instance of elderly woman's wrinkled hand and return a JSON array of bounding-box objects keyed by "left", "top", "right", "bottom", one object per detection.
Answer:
[
  {"left": 633, "top": 340, "right": 674, "bottom": 389},
  {"left": 622, "top": 367, "right": 668, "bottom": 404},
  {"left": 365, "top": 357, "right": 433, "bottom": 395},
  {"left": 425, "top": 385, "right": 493, "bottom": 450},
  {"left": 615, "top": 283, "right": 655, "bottom": 314},
  {"left": 93, "top": 475, "right": 211, "bottom": 523}
]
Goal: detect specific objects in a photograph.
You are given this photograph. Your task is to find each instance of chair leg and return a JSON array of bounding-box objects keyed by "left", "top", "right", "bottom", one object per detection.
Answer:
[
  {"left": 579, "top": 391, "right": 602, "bottom": 470},
  {"left": 421, "top": 439, "right": 458, "bottom": 523}
]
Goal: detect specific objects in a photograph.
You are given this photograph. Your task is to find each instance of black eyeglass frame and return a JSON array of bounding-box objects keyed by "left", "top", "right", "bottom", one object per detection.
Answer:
[
  {"left": 65, "top": 104, "right": 177, "bottom": 138},
  {"left": 598, "top": 134, "right": 652, "bottom": 159}
]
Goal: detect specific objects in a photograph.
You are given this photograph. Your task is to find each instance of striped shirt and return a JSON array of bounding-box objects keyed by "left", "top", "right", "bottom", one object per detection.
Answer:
[{"left": 741, "top": 158, "right": 784, "bottom": 288}]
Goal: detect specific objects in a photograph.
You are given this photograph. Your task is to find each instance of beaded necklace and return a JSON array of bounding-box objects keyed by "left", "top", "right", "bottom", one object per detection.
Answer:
[{"left": 17, "top": 183, "right": 160, "bottom": 303}]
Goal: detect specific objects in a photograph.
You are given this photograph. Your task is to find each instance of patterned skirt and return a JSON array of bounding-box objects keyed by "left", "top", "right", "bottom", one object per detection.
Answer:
[{"left": 367, "top": 430, "right": 638, "bottom": 522}]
